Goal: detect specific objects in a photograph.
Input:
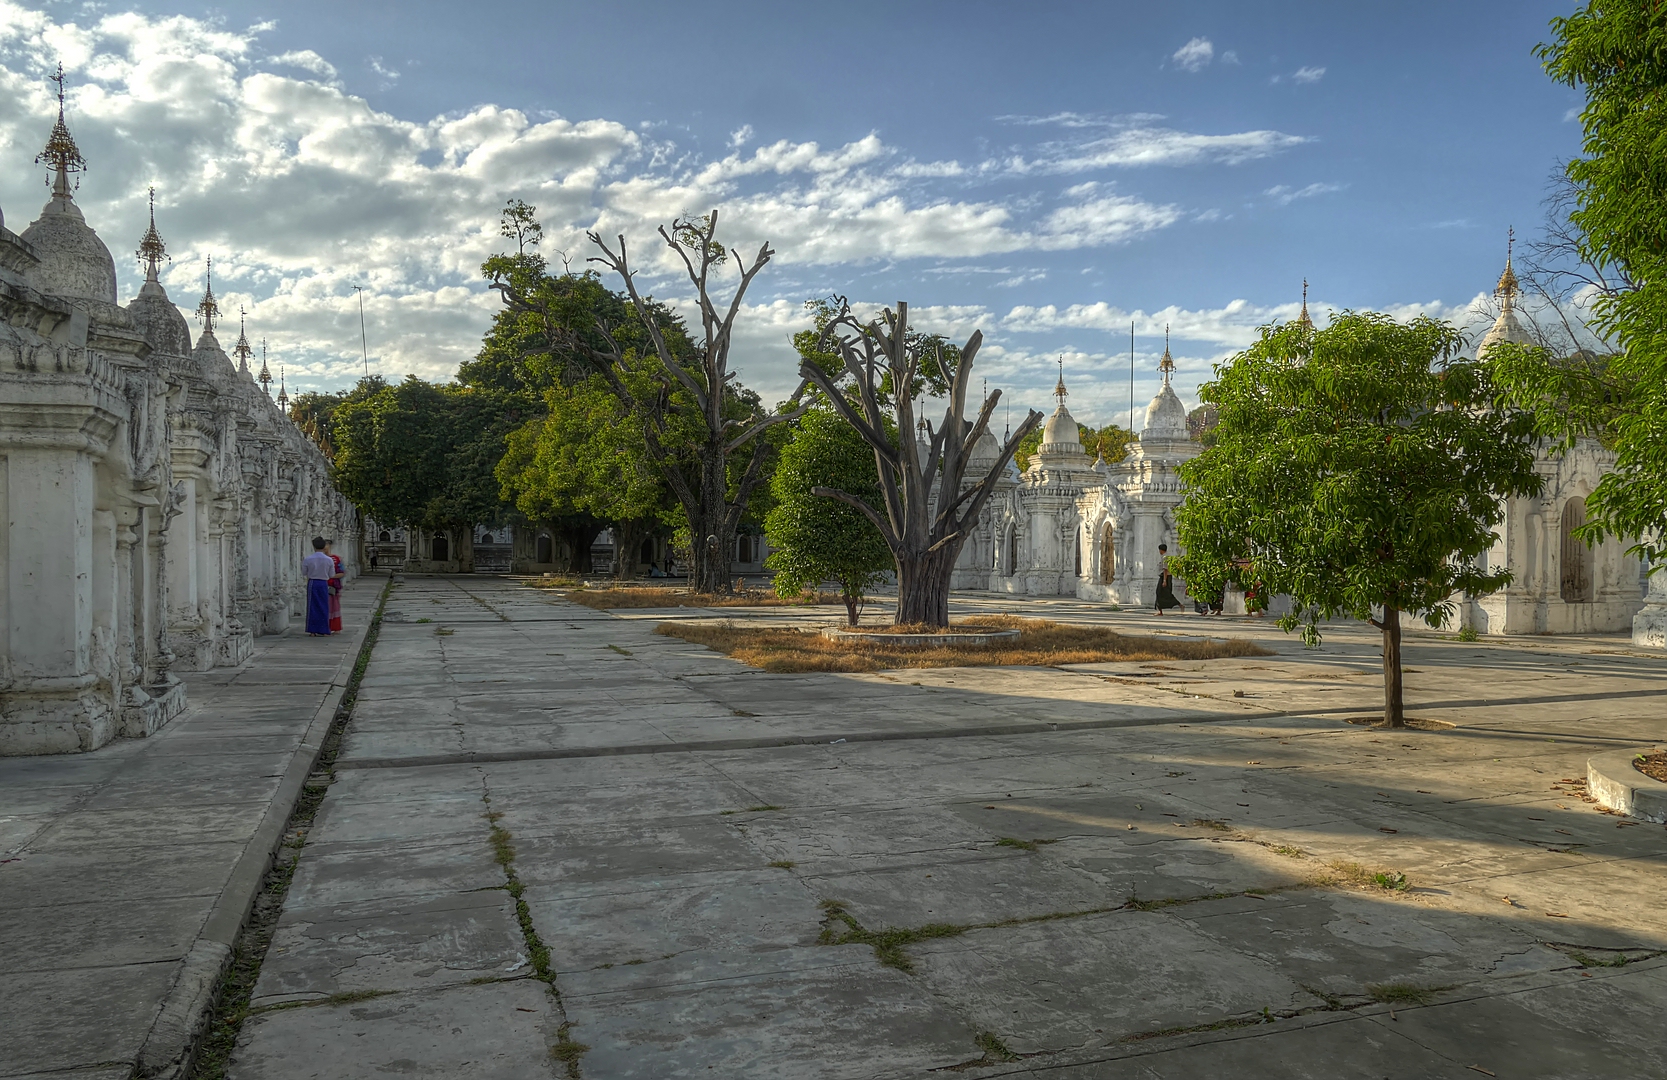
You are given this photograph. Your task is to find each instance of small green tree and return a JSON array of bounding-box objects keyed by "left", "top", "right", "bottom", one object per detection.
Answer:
[
  {"left": 765, "top": 407, "right": 892, "bottom": 625},
  {"left": 1171, "top": 312, "right": 1543, "bottom": 728}
]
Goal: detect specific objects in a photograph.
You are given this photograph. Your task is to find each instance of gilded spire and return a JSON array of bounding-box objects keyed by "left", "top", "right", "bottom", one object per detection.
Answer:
[
  {"left": 196, "top": 256, "right": 219, "bottom": 334},
  {"left": 136, "top": 186, "right": 168, "bottom": 282},
  {"left": 233, "top": 307, "right": 253, "bottom": 374},
  {"left": 1496, "top": 226, "right": 1519, "bottom": 310},
  {"left": 1297, "top": 279, "right": 1312, "bottom": 328},
  {"left": 35, "top": 63, "right": 86, "bottom": 199},
  {"left": 276, "top": 365, "right": 289, "bottom": 409},
  {"left": 1053, "top": 356, "right": 1068, "bottom": 406},
  {"left": 1159, "top": 324, "right": 1175, "bottom": 386},
  {"left": 258, "top": 338, "right": 272, "bottom": 394}
]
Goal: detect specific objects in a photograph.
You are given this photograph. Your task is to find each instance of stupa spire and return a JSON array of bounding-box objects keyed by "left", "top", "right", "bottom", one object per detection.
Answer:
[
  {"left": 1054, "top": 356, "right": 1068, "bottom": 406},
  {"left": 276, "top": 365, "right": 288, "bottom": 409},
  {"left": 1496, "top": 227, "right": 1520, "bottom": 312},
  {"left": 1159, "top": 325, "right": 1175, "bottom": 386},
  {"left": 196, "top": 256, "right": 219, "bottom": 334},
  {"left": 233, "top": 307, "right": 253, "bottom": 374},
  {"left": 258, "top": 338, "right": 272, "bottom": 394},
  {"left": 1297, "top": 279, "right": 1312, "bottom": 328},
  {"left": 136, "top": 186, "right": 168, "bottom": 282},
  {"left": 36, "top": 63, "right": 86, "bottom": 200}
]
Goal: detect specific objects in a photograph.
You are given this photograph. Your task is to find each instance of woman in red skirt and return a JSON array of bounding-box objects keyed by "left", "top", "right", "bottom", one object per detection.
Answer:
[{"left": 324, "top": 539, "right": 345, "bottom": 633}]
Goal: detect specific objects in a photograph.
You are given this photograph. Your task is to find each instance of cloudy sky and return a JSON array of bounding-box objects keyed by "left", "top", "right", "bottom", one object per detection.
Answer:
[{"left": 0, "top": 0, "right": 1584, "bottom": 428}]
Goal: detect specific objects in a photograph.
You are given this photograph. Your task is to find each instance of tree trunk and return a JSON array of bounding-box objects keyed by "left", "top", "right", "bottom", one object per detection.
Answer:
[
  {"left": 1381, "top": 603, "right": 1405, "bottom": 728},
  {"left": 686, "top": 453, "right": 737, "bottom": 595},
  {"left": 457, "top": 528, "right": 475, "bottom": 574},
  {"left": 842, "top": 589, "right": 859, "bottom": 627},
  {"left": 564, "top": 521, "right": 602, "bottom": 574},
  {"left": 895, "top": 547, "right": 959, "bottom": 627},
  {"left": 612, "top": 520, "right": 646, "bottom": 581}
]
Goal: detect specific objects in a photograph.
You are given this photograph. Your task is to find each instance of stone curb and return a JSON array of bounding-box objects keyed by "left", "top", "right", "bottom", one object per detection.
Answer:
[
  {"left": 132, "top": 598, "right": 377, "bottom": 1080},
  {"left": 1588, "top": 748, "right": 1667, "bottom": 824},
  {"left": 818, "top": 626, "right": 1021, "bottom": 647}
]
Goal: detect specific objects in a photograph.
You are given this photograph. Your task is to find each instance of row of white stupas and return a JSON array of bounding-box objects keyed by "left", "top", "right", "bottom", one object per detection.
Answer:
[
  {"left": 0, "top": 73, "right": 360, "bottom": 755},
  {"left": 936, "top": 270, "right": 1664, "bottom": 645}
]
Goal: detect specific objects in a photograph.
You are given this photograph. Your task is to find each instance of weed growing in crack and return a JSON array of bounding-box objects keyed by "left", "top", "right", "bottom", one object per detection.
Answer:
[
  {"left": 1122, "top": 1016, "right": 1265, "bottom": 1043},
  {"left": 817, "top": 900, "right": 966, "bottom": 971},
  {"left": 1271, "top": 845, "right": 1307, "bottom": 858},
  {"left": 186, "top": 578, "right": 392, "bottom": 1080},
  {"left": 482, "top": 792, "right": 580, "bottom": 1076},
  {"left": 768, "top": 860, "right": 797, "bottom": 870},
  {"left": 743, "top": 804, "right": 783, "bottom": 812},
  {"left": 1366, "top": 982, "right": 1449, "bottom": 1006},
  {"left": 1125, "top": 891, "right": 1239, "bottom": 912},
  {"left": 994, "top": 836, "right": 1060, "bottom": 852},
  {"left": 973, "top": 1031, "right": 1019, "bottom": 1063},
  {"left": 247, "top": 989, "right": 397, "bottom": 1016},
  {"left": 1189, "top": 819, "right": 1232, "bottom": 831}
]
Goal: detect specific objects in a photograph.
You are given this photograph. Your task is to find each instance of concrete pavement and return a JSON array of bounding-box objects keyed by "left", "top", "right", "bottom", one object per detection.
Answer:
[
  {"left": 220, "top": 577, "right": 1667, "bottom": 1079},
  {"left": 0, "top": 579, "right": 379, "bottom": 1080}
]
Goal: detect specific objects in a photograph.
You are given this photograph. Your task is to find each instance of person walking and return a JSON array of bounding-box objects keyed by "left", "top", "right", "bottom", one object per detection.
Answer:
[
  {"left": 303, "top": 537, "right": 334, "bottom": 636},
  {"left": 1153, "top": 543, "right": 1182, "bottom": 616},
  {"left": 324, "top": 539, "right": 345, "bottom": 634}
]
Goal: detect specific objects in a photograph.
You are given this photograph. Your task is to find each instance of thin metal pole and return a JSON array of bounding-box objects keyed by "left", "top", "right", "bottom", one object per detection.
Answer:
[
  {"left": 353, "top": 285, "right": 369, "bottom": 377},
  {"left": 1129, "top": 320, "right": 1135, "bottom": 433}
]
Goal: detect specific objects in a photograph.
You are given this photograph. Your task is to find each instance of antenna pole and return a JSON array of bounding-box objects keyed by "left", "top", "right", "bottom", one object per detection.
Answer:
[
  {"left": 1129, "top": 320, "right": 1135, "bottom": 433},
  {"left": 353, "top": 285, "right": 369, "bottom": 377}
]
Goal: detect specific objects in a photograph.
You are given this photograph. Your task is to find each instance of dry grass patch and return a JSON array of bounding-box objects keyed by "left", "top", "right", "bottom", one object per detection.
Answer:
[
  {"left": 655, "top": 614, "right": 1272, "bottom": 673},
  {"left": 560, "top": 586, "right": 840, "bottom": 611}
]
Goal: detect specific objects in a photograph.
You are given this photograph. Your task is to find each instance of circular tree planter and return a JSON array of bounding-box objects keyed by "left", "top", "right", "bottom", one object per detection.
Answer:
[
  {"left": 819, "top": 627, "right": 1021, "bottom": 649},
  {"left": 1587, "top": 749, "right": 1667, "bottom": 823}
]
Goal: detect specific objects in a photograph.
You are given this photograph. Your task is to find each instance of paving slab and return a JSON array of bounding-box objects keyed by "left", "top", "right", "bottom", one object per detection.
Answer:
[
  {"left": 0, "top": 579, "right": 377, "bottom": 1079},
  {"left": 216, "top": 577, "right": 1667, "bottom": 1077}
]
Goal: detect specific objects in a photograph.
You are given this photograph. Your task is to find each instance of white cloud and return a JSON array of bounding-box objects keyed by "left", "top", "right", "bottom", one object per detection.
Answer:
[
  {"left": 1171, "top": 37, "right": 1214, "bottom": 73},
  {"left": 0, "top": 3, "right": 1309, "bottom": 397},
  {"left": 1221, "top": 50, "right": 1239, "bottom": 65},
  {"left": 1265, "top": 181, "right": 1345, "bottom": 205},
  {"left": 1292, "top": 66, "right": 1326, "bottom": 84}
]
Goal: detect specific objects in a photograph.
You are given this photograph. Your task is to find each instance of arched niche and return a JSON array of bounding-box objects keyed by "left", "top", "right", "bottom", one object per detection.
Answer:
[{"left": 1560, "top": 497, "right": 1593, "bottom": 603}]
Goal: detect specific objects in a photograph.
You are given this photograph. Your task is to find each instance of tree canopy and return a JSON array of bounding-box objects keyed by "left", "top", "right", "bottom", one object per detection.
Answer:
[
  {"left": 1172, "top": 311, "right": 1543, "bottom": 727},
  {"left": 764, "top": 406, "right": 892, "bottom": 625},
  {"left": 1510, "top": 3, "right": 1667, "bottom": 565}
]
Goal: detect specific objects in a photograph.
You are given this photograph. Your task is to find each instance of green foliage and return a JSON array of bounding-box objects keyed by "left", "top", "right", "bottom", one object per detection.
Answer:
[
  {"left": 764, "top": 407, "right": 892, "bottom": 622},
  {"left": 496, "top": 374, "right": 672, "bottom": 529},
  {"left": 330, "top": 376, "right": 520, "bottom": 537},
  {"left": 1492, "top": 6, "right": 1667, "bottom": 566},
  {"left": 1171, "top": 311, "right": 1544, "bottom": 645},
  {"left": 1013, "top": 421, "right": 1133, "bottom": 471}
]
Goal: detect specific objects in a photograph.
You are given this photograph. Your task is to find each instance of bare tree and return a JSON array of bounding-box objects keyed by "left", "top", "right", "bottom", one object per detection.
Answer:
[
  {"left": 491, "top": 210, "right": 808, "bottom": 593},
  {"left": 800, "top": 300, "right": 1043, "bottom": 627}
]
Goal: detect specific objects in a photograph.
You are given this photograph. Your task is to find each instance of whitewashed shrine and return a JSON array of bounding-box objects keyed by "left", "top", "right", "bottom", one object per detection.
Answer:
[{"left": 0, "top": 84, "right": 359, "bottom": 754}]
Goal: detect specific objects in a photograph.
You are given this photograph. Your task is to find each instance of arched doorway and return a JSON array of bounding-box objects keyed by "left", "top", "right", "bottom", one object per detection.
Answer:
[
  {"left": 431, "top": 535, "right": 449, "bottom": 563},
  {"left": 536, "top": 534, "right": 553, "bottom": 564},
  {"left": 1007, "top": 529, "right": 1020, "bottom": 577},
  {"left": 1100, "top": 527, "right": 1115, "bottom": 584},
  {"left": 1072, "top": 534, "right": 1081, "bottom": 577},
  {"left": 1560, "top": 497, "right": 1593, "bottom": 603}
]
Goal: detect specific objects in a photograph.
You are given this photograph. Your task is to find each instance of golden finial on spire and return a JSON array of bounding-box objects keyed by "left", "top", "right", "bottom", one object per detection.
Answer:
[
  {"left": 136, "top": 186, "right": 168, "bottom": 280},
  {"left": 1496, "top": 226, "right": 1520, "bottom": 309},
  {"left": 1054, "top": 355, "right": 1068, "bottom": 406},
  {"left": 1159, "top": 324, "right": 1175, "bottom": 385},
  {"left": 1298, "top": 278, "right": 1312, "bottom": 328},
  {"left": 277, "top": 365, "right": 289, "bottom": 410},
  {"left": 233, "top": 307, "right": 254, "bottom": 373},
  {"left": 36, "top": 62, "right": 87, "bottom": 198},
  {"left": 196, "top": 256, "right": 219, "bottom": 333},
  {"left": 258, "top": 338, "right": 272, "bottom": 394}
]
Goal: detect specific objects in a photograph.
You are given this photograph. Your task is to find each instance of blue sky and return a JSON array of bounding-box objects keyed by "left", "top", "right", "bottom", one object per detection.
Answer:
[{"left": 0, "top": 1, "right": 1584, "bottom": 428}]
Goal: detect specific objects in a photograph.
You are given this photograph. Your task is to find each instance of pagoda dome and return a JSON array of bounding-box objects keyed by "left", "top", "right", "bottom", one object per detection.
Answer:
[
  {"left": 968, "top": 425, "right": 1001, "bottom": 468},
  {"left": 22, "top": 194, "right": 118, "bottom": 309},
  {"left": 1142, "top": 382, "right": 1188, "bottom": 440},
  {"left": 129, "top": 279, "right": 192, "bottom": 359},
  {"left": 1040, "top": 403, "right": 1082, "bottom": 453}
]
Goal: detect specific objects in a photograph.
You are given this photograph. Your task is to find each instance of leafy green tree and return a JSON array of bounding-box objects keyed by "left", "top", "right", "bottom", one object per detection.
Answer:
[
  {"left": 765, "top": 407, "right": 892, "bottom": 625},
  {"left": 1171, "top": 312, "right": 1543, "bottom": 727},
  {"left": 487, "top": 209, "right": 805, "bottom": 593},
  {"left": 497, "top": 374, "right": 674, "bottom": 579},
  {"left": 1493, "top": 6, "right": 1667, "bottom": 567},
  {"left": 331, "top": 377, "right": 519, "bottom": 571}
]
